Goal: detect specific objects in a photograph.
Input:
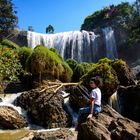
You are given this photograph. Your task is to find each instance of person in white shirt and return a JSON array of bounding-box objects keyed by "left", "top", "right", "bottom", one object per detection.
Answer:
[{"left": 77, "top": 76, "right": 102, "bottom": 123}]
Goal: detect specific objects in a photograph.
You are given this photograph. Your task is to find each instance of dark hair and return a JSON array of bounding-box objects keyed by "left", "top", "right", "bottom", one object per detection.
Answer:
[{"left": 90, "top": 76, "right": 101, "bottom": 87}]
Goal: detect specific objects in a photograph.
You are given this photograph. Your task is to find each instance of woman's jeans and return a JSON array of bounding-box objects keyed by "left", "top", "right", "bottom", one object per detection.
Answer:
[{"left": 78, "top": 104, "right": 101, "bottom": 123}]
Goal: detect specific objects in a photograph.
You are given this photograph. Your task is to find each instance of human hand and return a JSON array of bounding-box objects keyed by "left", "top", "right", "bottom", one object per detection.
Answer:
[{"left": 87, "top": 113, "right": 93, "bottom": 119}]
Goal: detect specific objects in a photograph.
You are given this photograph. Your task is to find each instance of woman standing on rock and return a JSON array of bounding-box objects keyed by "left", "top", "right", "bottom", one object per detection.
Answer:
[{"left": 77, "top": 76, "right": 102, "bottom": 125}]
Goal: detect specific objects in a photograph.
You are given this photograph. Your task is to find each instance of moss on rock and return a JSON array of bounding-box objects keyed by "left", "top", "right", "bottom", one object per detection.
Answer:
[
  {"left": 73, "top": 62, "right": 93, "bottom": 82},
  {"left": 111, "top": 59, "right": 136, "bottom": 86},
  {"left": 66, "top": 59, "right": 78, "bottom": 70},
  {"left": 80, "top": 58, "right": 136, "bottom": 98},
  {"left": 80, "top": 61, "right": 119, "bottom": 98},
  {"left": 26, "top": 45, "right": 73, "bottom": 84},
  {"left": 18, "top": 47, "right": 32, "bottom": 69}
]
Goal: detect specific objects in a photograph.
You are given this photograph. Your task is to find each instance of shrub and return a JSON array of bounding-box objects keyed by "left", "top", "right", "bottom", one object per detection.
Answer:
[
  {"left": 26, "top": 45, "right": 73, "bottom": 84},
  {"left": 18, "top": 47, "right": 32, "bottom": 69},
  {"left": 66, "top": 59, "right": 78, "bottom": 70},
  {"left": 1, "top": 39, "right": 20, "bottom": 49},
  {"left": 0, "top": 45, "right": 23, "bottom": 81}
]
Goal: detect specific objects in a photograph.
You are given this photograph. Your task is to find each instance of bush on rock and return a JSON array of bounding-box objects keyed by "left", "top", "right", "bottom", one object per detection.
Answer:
[
  {"left": 1, "top": 39, "right": 20, "bottom": 49},
  {"left": 18, "top": 47, "right": 32, "bottom": 70},
  {"left": 80, "top": 61, "right": 119, "bottom": 98},
  {"left": 26, "top": 45, "right": 73, "bottom": 84},
  {"left": 111, "top": 59, "right": 136, "bottom": 86},
  {"left": 80, "top": 58, "right": 136, "bottom": 99},
  {"left": 73, "top": 62, "right": 93, "bottom": 82}
]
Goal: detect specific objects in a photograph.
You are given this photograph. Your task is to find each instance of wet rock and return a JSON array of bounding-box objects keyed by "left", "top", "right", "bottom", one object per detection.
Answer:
[
  {"left": 21, "top": 128, "right": 77, "bottom": 140},
  {"left": 78, "top": 104, "right": 140, "bottom": 140},
  {"left": 0, "top": 106, "right": 27, "bottom": 129},
  {"left": 15, "top": 88, "right": 70, "bottom": 128},
  {"left": 117, "top": 85, "right": 140, "bottom": 122},
  {"left": 0, "top": 98, "right": 3, "bottom": 103}
]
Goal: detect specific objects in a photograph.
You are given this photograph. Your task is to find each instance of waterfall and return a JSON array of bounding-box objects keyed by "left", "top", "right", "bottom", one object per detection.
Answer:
[
  {"left": 61, "top": 91, "right": 78, "bottom": 127},
  {"left": 27, "top": 27, "right": 118, "bottom": 62},
  {"left": 109, "top": 91, "right": 121, "bottom": 113},
  {"left": 27, "top": 31, "right": 97, "bottom": 62},
  {"left": 102, "top": 27, "right": 118, "bottom": 60}
]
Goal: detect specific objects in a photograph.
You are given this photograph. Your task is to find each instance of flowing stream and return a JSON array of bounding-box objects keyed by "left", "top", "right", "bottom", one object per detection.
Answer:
[{"left": 0, "top": 91, "right": 78, "bottom": 140}]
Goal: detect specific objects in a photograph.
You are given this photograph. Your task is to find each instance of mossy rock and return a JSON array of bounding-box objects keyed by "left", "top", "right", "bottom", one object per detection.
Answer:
[
  {"left": 80, "top": 58, "right": 136, "bottom": 98},
  {"left": 1, "top": 39, "right": 20, "bottom": 49},
  {"left": 73, "top": 62, "right": 93, "bottom": 82},
  {"left": 80, "top": 62, "right": 119, "bottom": 98},
  {"left": 18, "top": 47, "right": 32, "bottom": 69},
  {"left": 66, "top": 59, "right": 78, "bottom": 70},
  {"left": 26, "top": 45, "right": 73, "bottom": 84},
  {"left": 111, "top": 59, "right": 136, "bottom": 86}
]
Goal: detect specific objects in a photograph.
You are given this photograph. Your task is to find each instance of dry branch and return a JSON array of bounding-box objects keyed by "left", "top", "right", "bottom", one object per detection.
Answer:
[{"left": 39, "top": 82, "right": 79, "bottom": 93}]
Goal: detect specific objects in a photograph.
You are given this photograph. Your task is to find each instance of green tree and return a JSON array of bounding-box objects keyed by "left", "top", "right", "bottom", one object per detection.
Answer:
[
  {"left": 28, "top": 26, "right": 34, "bottom": 32},
  {"left": 136, "top": 0, "right": 140, "bottom": 13},
  {"left": 0, "top": 0, "right": 18, "bottom": 40},
  {"left": 46, "top": 25, "right": 54, "bottom": 34}
]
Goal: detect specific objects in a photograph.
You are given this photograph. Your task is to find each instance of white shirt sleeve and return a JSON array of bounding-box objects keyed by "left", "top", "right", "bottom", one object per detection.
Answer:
[{"left": 90, "top": 90, "right": 97, "bottom": 99}]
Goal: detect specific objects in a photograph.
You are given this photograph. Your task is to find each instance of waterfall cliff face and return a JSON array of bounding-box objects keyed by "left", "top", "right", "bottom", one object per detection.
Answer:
[{"left": 27, "top": 27, "right": 118, "bottom": 62}]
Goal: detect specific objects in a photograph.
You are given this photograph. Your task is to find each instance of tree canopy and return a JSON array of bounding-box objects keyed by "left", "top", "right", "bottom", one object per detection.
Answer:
[
  {"left": 0, "top": 0, "right": 18, "bottom": 40},
  {"left": 46, "top": 25, "right": 54, "bottom": 34},
  {"left": 81, "top": 2, "right": 134, "bottom": 30}
]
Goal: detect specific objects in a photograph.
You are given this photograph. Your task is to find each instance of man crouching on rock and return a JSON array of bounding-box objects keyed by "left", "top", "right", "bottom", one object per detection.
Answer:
[{"left": 76, "top": 76, "right": 102, "bottom": 129}]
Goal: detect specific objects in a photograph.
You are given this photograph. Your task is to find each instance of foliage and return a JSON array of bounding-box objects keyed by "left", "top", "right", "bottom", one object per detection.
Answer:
[
  {"left": 1, "top": 39, "right": 20, "bottom": 49},
  {"left": 81, "top": 2, "right": 134, "bottom": 30},
  {"left": 18, "top": 47, "right": 32, "bottom": 69},
  {"left": 28, "top": 26, "right": 34, "bottom": 32},
  {"left": 66, "top": 59, "right": 78, "bottom": 71},
  {"left": 49, "top": 47, "right": 63, "bottom": 60},
  {"left": 0, "top": 0, "right": 18, "bottom": 40},
  {"left": 0, "top": 45, "right": 23, "bottom": 81},
  {"left": 127, "top": 15, "right": 140, "bottom": 46},
  {"left": 46, "top": 25, "right": 54, "bottom": 34},
  {"left": 26, "top": 45, "right": 73, "bottom": 83}
]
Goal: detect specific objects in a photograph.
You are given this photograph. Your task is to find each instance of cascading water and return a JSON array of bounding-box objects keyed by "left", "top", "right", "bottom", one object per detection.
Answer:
[
  {"left": 27, "top": 31, "right": 97, "bottom": 62},
  {"left": 102, "top": 27, "right": 118, "bottom": 60},
  {"left": 27, "top": 27, "right": 118, "bottom": 62},
  {"left": 0, "top": 91, "right": 78, "bottom": 129},
  {"left": 0, "top": 93, "right": 25, "bottom": 115}
]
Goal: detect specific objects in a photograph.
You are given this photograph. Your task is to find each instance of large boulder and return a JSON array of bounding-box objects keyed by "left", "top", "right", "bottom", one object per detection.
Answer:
[
  {"left": 0, "top": 106, "right": 27, "bottom": 129},
  {"left": 81, "top": 61, "right": 119, "bottom": 98},
  {"left": 25, "top": 45, "right": 73, "bottom": 86},
  {"left": 80, "top": 59, "right": 136, "bottom": 99},
  {"left": 68, "top": 85, "right": 90, "bottom": 110},
  {"left": 21, "top": 128, "right": 77, "bottom": 140},
  {"left": 14, "top": 88, "right": 70, "bottom": 128},
  {"left": 117, "top": 85, "right": 140, "bottom": 122},
  {"left": 78, "top": 104, "right": 140, "bottom": 140},
  {"left": 111, "top": 60, "right": 136, "bottom": 86}
]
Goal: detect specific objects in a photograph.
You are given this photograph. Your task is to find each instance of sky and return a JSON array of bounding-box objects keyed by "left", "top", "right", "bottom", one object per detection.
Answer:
[{"left": 13, "top": 0, "right": 135, "bottom": 33}]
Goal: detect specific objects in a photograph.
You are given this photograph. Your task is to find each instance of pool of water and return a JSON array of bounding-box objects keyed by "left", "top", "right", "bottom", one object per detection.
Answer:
[{"left": 0, "top": 129, "right": 31, "bottom": 140}]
